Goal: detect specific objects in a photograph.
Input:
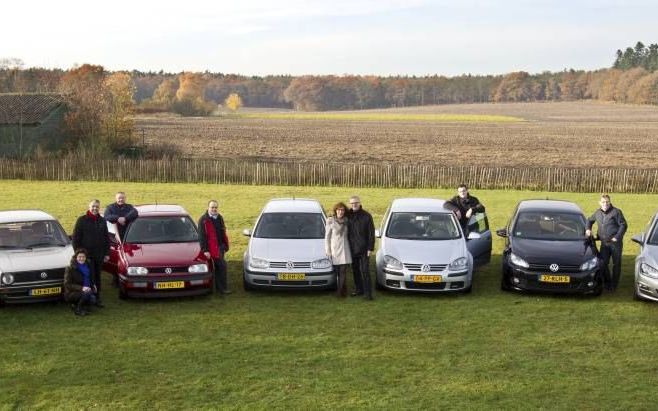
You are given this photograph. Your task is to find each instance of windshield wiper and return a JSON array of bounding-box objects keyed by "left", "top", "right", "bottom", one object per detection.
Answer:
[
  {"left": 0, "top": 245, "right": 21, "bottom": 249},
  {"left": 24, "top": 242, "right": 67, "bottom": 248}
]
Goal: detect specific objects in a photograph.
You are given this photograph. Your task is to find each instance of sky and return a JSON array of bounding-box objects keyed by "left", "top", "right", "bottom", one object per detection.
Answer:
[{"left": 1, "top": 0, "right": 656, "bottom": 76}]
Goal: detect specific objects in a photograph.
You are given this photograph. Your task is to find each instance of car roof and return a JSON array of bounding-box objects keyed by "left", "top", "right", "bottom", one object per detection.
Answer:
[
  {"left": 0, "top": 209, "right": 58, "bottom": 224},
  {"left": 389, "top": 198, "right": 451, "bottom": 213},
  {"left": 262, "top": 198, "right": 323, "bottom": 213},
  {"left": 517, "top": 199, "right": 584, "bottom": 214},
  {"left": 134, "top": 204, "right": 189, "bottom": 216}
]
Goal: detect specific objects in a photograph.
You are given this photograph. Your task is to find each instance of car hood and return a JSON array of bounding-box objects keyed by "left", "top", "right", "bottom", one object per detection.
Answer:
[
  {"left": 0, "top": 245, "right": 74, "bottom": 272},
  {"left": 511, "top": 238, "right": 596, "bottom": 264},
  {"left": 642, "top": 244, "right": 658, "bottom": 265},
  {"left": 122, "top": 242, "right": 204, "bottom": 266},
  {"left": 248, "top": 238, "right": 326, "bottom": 261},
  {"left": 383, "top": 238, "right": 466, "bottom": 264}
]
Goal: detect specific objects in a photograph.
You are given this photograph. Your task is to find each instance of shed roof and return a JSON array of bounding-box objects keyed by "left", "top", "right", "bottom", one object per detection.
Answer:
[{"left": 0, "top": 93, "right": 64, "bottom": 125}]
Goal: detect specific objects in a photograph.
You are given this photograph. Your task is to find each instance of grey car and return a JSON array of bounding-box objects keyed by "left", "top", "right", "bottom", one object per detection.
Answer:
[
  {"left": 631, "top": 212, "right": 658, "bottom": 302},
  {"left": 375, "top": 198, "right": 492, "bottom": 293},
  {"left": 242, "top": 198, "right": 335, "bottom": 290}
]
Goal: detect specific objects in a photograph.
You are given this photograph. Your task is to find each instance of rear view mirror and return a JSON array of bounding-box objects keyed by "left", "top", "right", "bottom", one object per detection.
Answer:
[
  {"left": 242, "top": 229, "right": 252, "bottom": 237},
  {"left": 375, "top": 229, "right": 381, "bottom": 238},
  {"left": 467, "top": 232, "right": 481, "bottom": 240},
  {"left": 631, "top": 233, "right": 644, "bottom": 246},
  {"left": 496, "top": 228, "right": 508, "bottom": 238}
]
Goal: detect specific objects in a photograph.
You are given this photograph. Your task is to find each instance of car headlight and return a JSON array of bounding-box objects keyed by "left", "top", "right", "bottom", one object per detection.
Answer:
[
  {"left": 384, "top": 255, "right": 403, "bottom": 270},
  {"left": 640, "top": 263, "right": 658, "bottom": 279},
  {"left": 1, "top": 272, "right": 14, "bottom": 285},
  {"left": 249, "top": 257, "right": 269, "bottom": 270},
  {"left": 510, "top": 253, "right": 529, "bottom": 269},
  {"left": 127, "top": 266, "right": 149, "bottom": 276},
  {"left": 188, "top": 264, "right": 209, "bottom": 273},
  {"left": 449, "top": 257, "right": 468, "bottom": 270},
  {"left": 580, "top": 257, "right": 598, "bottom": 271},
  {"left": 311, "top": 258, "right": 332, "bottom": 269}
]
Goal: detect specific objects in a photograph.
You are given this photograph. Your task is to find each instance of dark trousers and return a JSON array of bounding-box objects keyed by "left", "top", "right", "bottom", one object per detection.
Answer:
[
  {"left": 89, "top": 254, "right": 104, "bottom": 299},
  {"left": 335, "top": 265, "right": 348, "bottom": 297},
  {"left": 352, "top": 254, "right": 372, "bottom": 299},
  {"left": 212, "top": 258, "right": 228, "bottom": 292},
  {"left": 600, "top": 241, "right": 623, "bottom": 290}
]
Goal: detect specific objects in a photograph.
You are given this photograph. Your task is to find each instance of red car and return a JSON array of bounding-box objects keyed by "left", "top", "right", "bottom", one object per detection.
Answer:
[{"left": 104, "top": 205, "right": 213, "bottom": 299}]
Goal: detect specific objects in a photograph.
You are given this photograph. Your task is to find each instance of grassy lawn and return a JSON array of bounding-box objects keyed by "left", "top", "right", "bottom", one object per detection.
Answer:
[
  {"left": 235, "top": 112, "right": 523, "bottom": 123},
  {"left": 1, "top": 180, "right": 658, "bottom": 409}
]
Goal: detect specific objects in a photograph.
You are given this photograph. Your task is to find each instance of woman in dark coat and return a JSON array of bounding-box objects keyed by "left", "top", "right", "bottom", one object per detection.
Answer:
[{"left": 64, "top": 249, "right": 98, "bottom": 316}]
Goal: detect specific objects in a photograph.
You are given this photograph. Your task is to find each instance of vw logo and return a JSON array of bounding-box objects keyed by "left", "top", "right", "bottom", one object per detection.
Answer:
[
  {"left": 286, "top": 261, "right": 295, "bottom": 270},
  {"left": 549, "top": 264, "right": 559, "bottom": 272},
  {"left": 40, "top": 272, "right": 48, "bottom": 279},
  {"left": 164, "top": 267, "right": 172, "bottom": 274},
  {"left": 421, "top": 264, "right": 431, "bottom": 273}
]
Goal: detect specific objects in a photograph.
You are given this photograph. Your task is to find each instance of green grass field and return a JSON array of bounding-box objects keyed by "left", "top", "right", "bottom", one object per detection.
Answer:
[
  {"left": 235, "top": 112, "right": 523, "bottom": 123},
  {"left": 1, "top": 181, "right": 658, "bottom": 409}
]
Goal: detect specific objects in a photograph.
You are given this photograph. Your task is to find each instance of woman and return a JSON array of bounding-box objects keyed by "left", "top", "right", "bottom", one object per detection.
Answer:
[
  {"left": 325, "top": 202, "right": 352, "bottom": 297},
  {"left": 64, "top": 249, "right": 98, "bottom": 316}
]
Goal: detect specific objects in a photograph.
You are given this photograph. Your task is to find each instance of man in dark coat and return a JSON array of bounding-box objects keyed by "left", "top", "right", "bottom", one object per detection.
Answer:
[
  {"left": 586, "top": 194, "right": 627, "bottom": 291},
  {"left": 104, "top": 192, "right": 138, "bottom": 240},
  {"left": 198, "top": 200, "right": 231, "bottom": 294},
  {"left": 347, "top": 195, "right": 376, "bottom": 300},
  {"left": 444, "top": 184, "right": 485, "bottom": 232},
  {"left": 72, "top": 199, "right": 109, "bottom": 306}
]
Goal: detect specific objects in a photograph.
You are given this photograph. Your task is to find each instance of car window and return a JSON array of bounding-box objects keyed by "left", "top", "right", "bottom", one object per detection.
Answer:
[
  {"left": 124, "top": 216, "right": 198, "bottom": 244},
  {"left": 0, "top": 220, "right": 69, "bottom": 249},
  {"left": 648, "top": 219, "right": 658, "bottom": 245},
  {"left": 254, "top": 212, "right": 325, "bottom": 239},
  {"left": 513, "top": 211, "right": 586, "bottom": 241},
  {"left": 468, "top": 212, "right": 489, "bottom": 234},
  {"left": 386, "top": 212, "right": 460, "bottom": 240}
]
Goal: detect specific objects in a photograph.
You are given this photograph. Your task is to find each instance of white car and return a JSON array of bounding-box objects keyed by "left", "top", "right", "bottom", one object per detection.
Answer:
[
  {"left": 0, "top": 210, "right": 74, "bottom": 304},
  {"left": 631, "top": 212, "right": 658, "bottom": 302}
]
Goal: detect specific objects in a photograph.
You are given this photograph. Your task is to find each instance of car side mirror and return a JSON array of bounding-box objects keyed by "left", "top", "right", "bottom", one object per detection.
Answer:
[
  {"left": 467, "top": 231, "right": 481, "bottom": 240},
  {"left": 242, "top": 229, "right": 252, "bottom": 237},
  {"left": 496, "top": 228, "right": 508, "bottom": 238},
  {"left": 631, "top": 233, "right": 644, "bottom": 246},
  {"left": 375, "top": 229, "right": 381, "bottom": 238}
]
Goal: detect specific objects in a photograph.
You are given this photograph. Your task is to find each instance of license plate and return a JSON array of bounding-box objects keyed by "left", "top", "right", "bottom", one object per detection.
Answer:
[
  {"left": 30, "top": 287, "right": 61, "bottom": 296},
  {"left": 539, "top": 275, "right": 570, "bottom": 283},
  {"left": 154, "top": 281, "right": 185, "bottom": 289},
  {"left": 413, "top": 275, "right": 442, "bottom": 283},
  {"left": 277, "top": 273, "right": 306, "bottom": 281}
]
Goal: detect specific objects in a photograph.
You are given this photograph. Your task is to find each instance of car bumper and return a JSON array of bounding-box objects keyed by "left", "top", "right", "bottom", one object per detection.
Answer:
[
  {"left": 118, "top": 272, "right": 213, "bottom": 298},
  {"left": 377, "top": 268, "right": 471, "bottom": 292},
  {"left": 244, "top": 269, "right": 335, "bottom": 289},
  {"left": 0, "top": 280, "right": 64, "bottom": 304},
  {"left": 635, "top": 274, "right": 658, "bottom": 302},
  {"left": 505, "top": 267, "right": 601, "bottom": 294}
]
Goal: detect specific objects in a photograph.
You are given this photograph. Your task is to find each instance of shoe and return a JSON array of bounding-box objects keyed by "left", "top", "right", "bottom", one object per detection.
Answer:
[
  {"left": 221, "top": 290, "right": 233, "bottom": 295},
  {"left": 74, "top": 308, "right": 88, "bottom": 316},
  {"left": 351, "top": 291, "right": 364, "bottom": 297}
]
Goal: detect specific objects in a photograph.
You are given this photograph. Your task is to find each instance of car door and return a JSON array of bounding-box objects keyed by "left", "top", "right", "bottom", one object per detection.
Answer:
[
  {"left": 466, "top": 212, "right": 492, "bottom": 267},
  {"left": 103, "top": 222, "right": 121, "bottom": 275}
]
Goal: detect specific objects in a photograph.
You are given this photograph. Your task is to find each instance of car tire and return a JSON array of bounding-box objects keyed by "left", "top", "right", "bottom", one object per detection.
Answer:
[
  {"left": 500, "top": 276, "right": 511, "bottom": 292},
  {"left": 375, "top": 280, "right": 385, "bottom": 291},
  {"left": 591, "top": 283, "right": 603, "bottom": 297},
  {"left": 463, "top": 284, "right": 473, "bottom": 294},
  {"left": 243, "top": 275, "right": 254, "bottom": 292},
  {"left": 118, "top": 286, "right": 128, "bottom": 300},
  {"left": 633, "top": 286, "right": 642, "bottom": 301}
]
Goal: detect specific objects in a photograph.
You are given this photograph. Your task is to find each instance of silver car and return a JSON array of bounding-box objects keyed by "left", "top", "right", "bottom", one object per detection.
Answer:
[
  {"left": 242, "top": 198, "right": 335, "bottom": 290},
  {"left": 375, "top": 198, "right": 492, "bottom": 293},
  {"left": 632, "top": 213, "right": 658, "bottom": 302}
]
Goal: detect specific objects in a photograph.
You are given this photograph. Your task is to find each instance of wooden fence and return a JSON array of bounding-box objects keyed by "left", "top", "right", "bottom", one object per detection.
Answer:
[{"left": 1, "top": 158, "right": 658, "bottom": 193}]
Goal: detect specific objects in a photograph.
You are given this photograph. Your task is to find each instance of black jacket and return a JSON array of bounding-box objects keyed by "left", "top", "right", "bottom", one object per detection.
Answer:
[
  {"left": 72, "top": 213, "right": 110, "bottom": 257},
  {"left": 347, "top": 208, "right": 375, "bottom": 257},
  {"left": 104, "top": 203, "right": 138, "bottom": 238},
  {"left": 444, "top": 195, "right": 485, "bottom": 225},
  {"left": 587, "top": 205, "right": 627, "bottom": 242},
  {"left": 63, "top": 263, "right": 96, "bottom": 302},
  {"left": 198, "top": 212, "right": 229, "bottom": 257}
]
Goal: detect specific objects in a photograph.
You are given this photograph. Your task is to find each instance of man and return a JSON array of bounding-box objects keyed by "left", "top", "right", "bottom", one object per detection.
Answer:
[
  {"left": 198, "top": 200, "right": 231, "bottom": 295},
  {"left": 104, "top": 192, "right": 138, "bottom": 240},
  {"left": 346, "top": 195, "right": 375, "bottom": 300},
  {"left": 586, "top": 194, "right": 627, "bottom": 291},
  {"left": 444, "top": 184, "right": 485, "bottom": 232},
  {"left": 72, "top": 199, "right": 110, "bottom": 307}
]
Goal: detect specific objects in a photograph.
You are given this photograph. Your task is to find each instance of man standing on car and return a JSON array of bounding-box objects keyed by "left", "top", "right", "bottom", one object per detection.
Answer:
[
  {"left": 585, "top": 194, "right": 627, "bottom": 291},
  {"left": 198, "top": 200, "right": 231, "bottom": 295},
  {"left": 444, "top": 184, "right": 485, "bottom": 232},
  {"left": 347, "top": 195, "right": 375, "bottom": 300},
  {"left": 104, "top": 192, "right": 138, "bottom": 240},
  {"left": 72, "top": 199, "right": 110, "bottom": 307}
]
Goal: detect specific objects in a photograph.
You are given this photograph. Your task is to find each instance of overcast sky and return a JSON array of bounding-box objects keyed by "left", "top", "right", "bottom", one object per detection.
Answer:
[{"left": 1, "top": 0, "right": 656, "bottom": 76}]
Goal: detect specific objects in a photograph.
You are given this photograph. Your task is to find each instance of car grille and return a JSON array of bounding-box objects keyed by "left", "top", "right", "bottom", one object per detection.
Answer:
[
  {"left": 8, "top": 268, "right": 65, "bottom": 283},
  {"left": 148, "top": 266, "right": 190, "bottom": 274},
  {"left": 405, "top": 281, "right": 448, "bottom": 290},
  {"left": 528, "top": 263, "right": 581, "bottom": 273},
  {"left": 403, "top": 263, "right": 448, "bottom": 272},
  {"left": 269, "top": 261, "right": 311, "bottom": 269}
]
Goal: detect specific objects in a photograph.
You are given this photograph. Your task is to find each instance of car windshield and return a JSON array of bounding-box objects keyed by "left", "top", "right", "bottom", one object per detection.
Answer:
[
  {"left": 649, "top": 221, "right": 658, "bottom": 245},
  {"left": 254, "top": 212, "right": 325, "bottom": 239},
  {"left": 386, "top": 212, "right": 461, "bottom": 240},
  {"left": 124, "top": 216, "right": 199, "bottom": 244},
  {"left": 513, "top": 211, "right": 586, "bottom": 241},
  {"left": 0, "top": 220, "right": 69, "bottom": 249}
]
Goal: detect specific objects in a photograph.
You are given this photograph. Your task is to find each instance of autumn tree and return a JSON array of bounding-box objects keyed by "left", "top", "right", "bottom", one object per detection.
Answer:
[
  {"left": 104, "top": 72, "right": 135, "bottom": 148},
  {"left": 172, "top": 72, "right": 214, "bottom": 116},
  {"left": 224, "top": 93, "right": 243, "bottom": 111}
]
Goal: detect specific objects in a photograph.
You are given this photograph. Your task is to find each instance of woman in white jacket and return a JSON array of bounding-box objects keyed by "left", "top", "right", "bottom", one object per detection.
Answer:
[{"left": 325, "top": 202, "right": 352, "bottom": 297}]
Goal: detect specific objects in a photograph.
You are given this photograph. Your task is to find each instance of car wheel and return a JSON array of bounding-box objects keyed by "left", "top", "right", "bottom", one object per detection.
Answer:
[
  {"left": 243, "top": 275, "right": 254, "bottom": 292},
  {"left": 375, "top": 279, "right": 385, "bottom": 291},
  {"left": 500, "top": 276, "right": 511, "bottom": 292},
  {"left": 463, "top": 284, "right": 473, "bottom": 294},
  {"left": 633, "top": 286, "right": 642, "bottom": 301},
  {"left": 591, "top": 282, "right": 603, "bottom": 297},
  {"left": 118, "top": 286, "right": 128, "bottom": 300}
]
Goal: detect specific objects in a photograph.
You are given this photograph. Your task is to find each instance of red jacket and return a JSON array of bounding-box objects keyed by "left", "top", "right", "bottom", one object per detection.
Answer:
[{"left": 198, "top": 212, "right": 229, "bottom": 259}]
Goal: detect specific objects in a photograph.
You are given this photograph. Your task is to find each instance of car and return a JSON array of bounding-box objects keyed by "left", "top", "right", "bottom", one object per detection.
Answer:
[
  {"left": 497, "top": 200, "right": 602, "bottom": 295},
  {"left": 242, "top": 198, "right": 334, "bottom": 290},
  {"left": 103, "top": 205, "right": 212, "bottom": 299},
  {"left": 0, "top": 210, "right": 73, "bottom": 304},
  {"left": 631, "top": 212, "right": 658, "bottom": 302},
  {"left": 375, "top": 198, "right": 492, "bottom": 293}
]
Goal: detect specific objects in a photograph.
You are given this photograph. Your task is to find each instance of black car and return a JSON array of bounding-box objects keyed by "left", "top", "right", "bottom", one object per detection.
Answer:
[{"left": 497, "top": 200, "right": 602, "bottom": 295}]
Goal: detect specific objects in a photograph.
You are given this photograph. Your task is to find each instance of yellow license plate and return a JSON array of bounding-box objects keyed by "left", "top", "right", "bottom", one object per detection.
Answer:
[
  {"left": 539, "top": 275, "right": 570, "bottom": 283},
  {"left": 30, "top": 287, "right": 61, "bottom": 296},
  {"left": 413, "top": 275, "right": 442, "bottom": 283},
  {"left": 154, "top": 281, "right": 185, "bottom": 289},
  {"left": 277, "top": 273, "right": 306, "bottom": 281}
]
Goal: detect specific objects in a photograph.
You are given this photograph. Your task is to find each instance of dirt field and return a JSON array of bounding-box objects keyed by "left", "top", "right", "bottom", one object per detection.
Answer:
[{"left": 135, "top": 101, "right": 658, "bottom": 168}]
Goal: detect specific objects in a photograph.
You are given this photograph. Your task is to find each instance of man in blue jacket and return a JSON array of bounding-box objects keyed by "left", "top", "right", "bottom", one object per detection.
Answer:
[
  {"left": 586, "top": 194, "right": 627, "bottom": 291},
  {"left": 104, "top": 192, "right": 138, "bottom": 240}
]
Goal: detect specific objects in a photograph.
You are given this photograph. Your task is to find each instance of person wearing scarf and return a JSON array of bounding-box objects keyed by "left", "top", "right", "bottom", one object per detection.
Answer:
[
  {"left": 325, "top": 202, "right": 352, "bottom": 297},
  {"left": 198, "top": 200, "right": 231, "bottom": 295},
  {"left": 63, "top": 249, "right": 98, "bottom": 316}
]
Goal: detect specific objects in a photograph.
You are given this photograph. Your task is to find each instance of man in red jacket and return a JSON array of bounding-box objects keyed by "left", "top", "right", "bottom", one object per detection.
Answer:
[{"left": 198, "top": 200, "right": 231, "bottom": 294}]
